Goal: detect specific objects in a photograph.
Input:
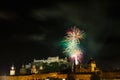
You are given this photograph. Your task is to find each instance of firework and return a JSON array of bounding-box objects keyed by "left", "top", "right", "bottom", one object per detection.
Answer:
[{"left": 62, "top": 26, "right": 84, "bottom": 65}]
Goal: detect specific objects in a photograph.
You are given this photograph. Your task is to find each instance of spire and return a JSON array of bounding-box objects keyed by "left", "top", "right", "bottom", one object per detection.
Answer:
[
  {"left": 20, "top": 64, "right": 27, "bottom": 75},
  {"left": 10, "top": 64, "right": 15, "bottom": 76}
]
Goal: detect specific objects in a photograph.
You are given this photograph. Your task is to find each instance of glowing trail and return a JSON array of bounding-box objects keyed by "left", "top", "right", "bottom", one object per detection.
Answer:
[{"left": 62, "top": 26, "right": 84, "bottom": 65}]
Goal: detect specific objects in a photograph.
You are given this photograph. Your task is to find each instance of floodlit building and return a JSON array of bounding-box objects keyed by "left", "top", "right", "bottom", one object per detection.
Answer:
[
  {"left": 33, "top": 56, "right": 68, "bottom": 64},
  {"left": 8, "top": 56, "right": 101, "bottom": 77},
  {"left": 73, "top": 58, "right": 101, "bottom": 73},
  {"left": 0, "top": 56, "right": 104, "bottom": 80},
  {"left": 21, "top": 56, "right": 70, "bottom": 74}
]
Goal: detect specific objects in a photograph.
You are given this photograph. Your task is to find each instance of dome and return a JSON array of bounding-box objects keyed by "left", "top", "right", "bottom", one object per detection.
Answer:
[{"left": 88, "top": 58, "right": 95, "bottom": 64}]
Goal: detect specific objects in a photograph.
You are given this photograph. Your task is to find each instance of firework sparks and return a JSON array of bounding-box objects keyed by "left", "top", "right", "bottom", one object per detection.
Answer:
[{"left": 62, "top": 26, "right": 84, "bottom": 65}]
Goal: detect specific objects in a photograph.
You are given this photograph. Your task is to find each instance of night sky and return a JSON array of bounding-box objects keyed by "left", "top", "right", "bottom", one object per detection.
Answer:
[{"left": 0, "top": 0, "right": 120, "bottom": 75}]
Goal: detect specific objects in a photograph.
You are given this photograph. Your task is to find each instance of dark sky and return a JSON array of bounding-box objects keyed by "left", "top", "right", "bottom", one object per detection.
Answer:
[{"left": 0, "top": 0, "right": 120, "bottom": 75}]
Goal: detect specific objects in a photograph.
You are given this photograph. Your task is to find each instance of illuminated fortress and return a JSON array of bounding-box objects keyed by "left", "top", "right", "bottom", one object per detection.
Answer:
[
  {"left": 24, "top": 56, "right": 100, "bottom": 74},
  {"left": 0, "top": 56, "right": 103, "bottom": 80},
  {"left": 0, "top": 56, "right": 119, "bottom": 80}
]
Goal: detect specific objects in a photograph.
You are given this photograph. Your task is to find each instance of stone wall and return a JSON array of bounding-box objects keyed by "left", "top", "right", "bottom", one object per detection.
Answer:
[
  {"left": 74, "top": 74, "right": 91, "bottom": 80},
  {"left": 0, "top": 73, "right": 92, "bottom": 80},
  {"left": 100, "top": 72, "right": 120, "bottom": 79}
]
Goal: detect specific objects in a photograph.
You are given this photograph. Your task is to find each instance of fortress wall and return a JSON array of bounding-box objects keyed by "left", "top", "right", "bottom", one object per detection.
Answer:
[
  {"left": 0, "top": 74, "right": 67, "bottom": 80},
  {"left": 0, "top": 76, "right": 32, "bottom": 80},
  {"left": 74, "top": 74, "right": 91, "bottom": 80},
  {"left": 0, "top": 73, "right": 92, "bottom": 80},
  {"left": 100, "top": 72, "right": 120, "bottom": 79}
]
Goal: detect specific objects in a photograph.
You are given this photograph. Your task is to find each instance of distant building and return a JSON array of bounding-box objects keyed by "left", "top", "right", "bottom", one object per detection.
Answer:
[
  {"left": 19, "top": 56, "right": 101, "bottom": 75},
  {"left": 1, "top": 56, "right": 105, "bottom": 80},
  {"left": 33, "top": 56, "right": 68, "bottom": 64},
  {"left": 24, "top": 56, "right": 69, "bottom": 74},
  {"left": 74, "top": 58, "right": 101, "bottom": 73}
]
